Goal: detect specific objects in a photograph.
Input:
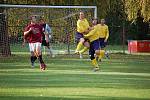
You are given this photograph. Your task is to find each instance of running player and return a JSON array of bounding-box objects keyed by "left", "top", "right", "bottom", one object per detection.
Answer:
[
  {"left": 98, "top": 19, "right": 109, "bottom": 61},
  {"left": 23, "top": 15, "right": 46, "bottom": 70}
]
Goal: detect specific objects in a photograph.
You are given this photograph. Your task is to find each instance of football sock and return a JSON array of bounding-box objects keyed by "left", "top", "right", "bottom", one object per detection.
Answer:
[
  {"left": 75, "top": 42, "right": 83, "bottom": 52},
  {"left": 79, "top": 46, "right": 89, "bottom": 54},
  {"left": 38, "top": 55, "right": 44, "bottom": 64}
]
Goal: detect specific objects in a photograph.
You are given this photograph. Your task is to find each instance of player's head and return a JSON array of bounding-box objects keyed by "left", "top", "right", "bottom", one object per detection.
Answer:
[
  {"left": 79, "top": 11, "right": 85, "bottom": 20},
  {"left": 30, "top": 15, "right": 38, "bottom": 24},
  {"left": 101, "top": 19, "right": 105, "bottom": 25},
  {"left": 92, "top": 18, "right": 99, "bottom": 25},
  {"left": 39, "top": 16, "right": 45, "bottom": 24}
]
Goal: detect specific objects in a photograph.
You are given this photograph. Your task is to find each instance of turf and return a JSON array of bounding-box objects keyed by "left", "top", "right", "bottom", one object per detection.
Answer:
[{"left": 0, "top": 54, "right": 150, "bottom": 100}]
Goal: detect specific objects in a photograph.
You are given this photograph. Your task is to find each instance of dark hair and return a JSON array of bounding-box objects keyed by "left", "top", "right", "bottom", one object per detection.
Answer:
[{"left": 92, "top": 18, "right": 99, "bottom": 24}]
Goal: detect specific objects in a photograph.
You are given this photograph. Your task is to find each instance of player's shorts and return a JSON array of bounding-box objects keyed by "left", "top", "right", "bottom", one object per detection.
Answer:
[
  {"left": 99, "top": 38, "right": 107, "bottom": 48},
  {"left": 42, "top": 40, "right": 49, "bottom": 46},
  {"left": 75, "top": 32, "right": 84, "bottom": 42},
  {"left": 75, "top": 32, "right": 89, "bottom": 43},
  {"left": 91, "top": 39, "right": 100, "bottom": 51},
  {"left": 89, "top": 39, "right": 100, "bottom": 56},
  {"left": 29, "top": 42, "right": 42, "bottom": 52}
]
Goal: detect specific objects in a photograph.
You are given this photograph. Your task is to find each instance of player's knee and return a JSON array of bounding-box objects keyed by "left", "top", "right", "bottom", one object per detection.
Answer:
[
  {"left": 84, "top": 42, "right": 90, "bottom": 48},
  {"left": 80, "top": 38, "right": 85, "bottom": 43},
  {"left": 95, "top": 50, "right": 100, "bottom": 55}
]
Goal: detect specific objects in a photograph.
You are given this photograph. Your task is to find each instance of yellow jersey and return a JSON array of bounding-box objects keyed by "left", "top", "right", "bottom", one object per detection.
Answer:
[
  {"left": 77, "top": 18, "right": 90, "bottom": 33},
  {"left": 84, "top": 24, "right": 101, "bottom": 42},
  {"left": 99, "top": 24, "right": 109, "bottom": 40}
]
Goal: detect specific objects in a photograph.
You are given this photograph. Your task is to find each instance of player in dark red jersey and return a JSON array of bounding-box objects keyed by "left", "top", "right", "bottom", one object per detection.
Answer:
[{"left": 23, "top": 15, "right": 46, "bottom": 70}]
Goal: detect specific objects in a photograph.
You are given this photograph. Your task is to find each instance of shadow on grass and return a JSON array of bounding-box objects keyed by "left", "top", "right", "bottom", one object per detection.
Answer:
[{"left": 0, "top": 95, "right": 149, "bottom": 100}]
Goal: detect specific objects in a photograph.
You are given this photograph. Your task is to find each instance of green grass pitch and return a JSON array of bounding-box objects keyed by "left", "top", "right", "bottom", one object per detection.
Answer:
[{"left": 0, "top": 54, "right": 150, "bottom": 100}]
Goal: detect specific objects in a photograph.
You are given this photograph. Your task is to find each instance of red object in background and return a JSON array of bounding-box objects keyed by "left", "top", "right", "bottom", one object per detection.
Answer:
[{"left": 128, "top": 40, "right": 150, "bottom": 53}]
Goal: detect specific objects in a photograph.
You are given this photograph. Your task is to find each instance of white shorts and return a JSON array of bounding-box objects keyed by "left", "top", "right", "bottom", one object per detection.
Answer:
[{"left": 29, "top": 42, "right": 42, "bottom": 52}]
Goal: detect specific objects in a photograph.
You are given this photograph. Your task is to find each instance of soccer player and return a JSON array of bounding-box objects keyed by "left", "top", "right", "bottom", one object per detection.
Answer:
[
  {"left": 23, "top": 15, "right": 46, "bottom": 70},
  {"left": 84, "top": 18, "right": 101, "bottom": 71},
  {"left": 75, "top": 11, "right": 92, "bottom": 58},
  {"left": 98, "top": 19, "right": 109, "bottom": 61},
  {"left": 39, "top": 17, "right": 55, "bottom": 57}
]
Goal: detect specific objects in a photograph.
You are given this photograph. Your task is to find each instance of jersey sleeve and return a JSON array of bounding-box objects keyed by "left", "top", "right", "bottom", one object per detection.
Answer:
[
  {"left": 23, "top": 25, "right": 30, "bottom": 41},
  {"left": 45, "top": 24, "right": 52, "bottom": 34}
]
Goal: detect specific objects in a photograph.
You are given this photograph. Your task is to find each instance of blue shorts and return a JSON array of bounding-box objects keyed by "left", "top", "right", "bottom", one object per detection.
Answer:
[
  {"left": 91, "top": 39, "right": 100, "bottom": 50},
  {"left": 75, "top": 32, "right": 84, "bottom": 42},
  {"left": 75, "top": 32, "right": 89, "bottom": 43},
  {"left": 99, "top": 38, "right": 107, "bottom": 48},
  {"left": 89, "top": 39, "right": 100, "bottom": 56}
]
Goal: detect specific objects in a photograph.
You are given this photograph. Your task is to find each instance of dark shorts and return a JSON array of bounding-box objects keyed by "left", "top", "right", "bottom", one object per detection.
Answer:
[
  {"left": 75, "top": 32, "right": 84, "bottom": 42},
  {"left": 89, "top": 39, "right": 100, "bottom": 56},
  {"left": 75, "top": 32, "right": 89, "bottom": 43},
  {"left": 99, "top": 38, "right": 107, "bottom": 48},
  {"left": 42, "top": 40, "right": 49, "bottom": 46},
  {"left": 91, "top": 39, "right": 100, "bottom": 51}
]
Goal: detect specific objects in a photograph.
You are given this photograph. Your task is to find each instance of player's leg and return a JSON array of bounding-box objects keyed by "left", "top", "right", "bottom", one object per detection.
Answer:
[
  {"left": 36, "top": 42, "right": 46, "bottom": 70},
  {"left": 103, "top": 42, "right": 110, "bottom": 59},
  {"left": 75, "top": 32, "right": 84, "bottom": 53},
  {"left": 90, "top": 41, "right": 99, "bottom": 71},
  {"left": 79, "top": 41, "right": 89, "bottom": 55},
  {"left": 29, "top": 43, "right": 37, "bottom": 68},
  {"left": 46, "top": 43, "right": 55, "bottom": 57},
  {"left": 96, "top": 39, "right": 104, "bottom": 61}
]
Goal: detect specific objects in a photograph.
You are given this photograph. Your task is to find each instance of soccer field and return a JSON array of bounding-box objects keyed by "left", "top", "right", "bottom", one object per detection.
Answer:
[{"left": 0, "top": 54, "right": 150, "bottom": 100}]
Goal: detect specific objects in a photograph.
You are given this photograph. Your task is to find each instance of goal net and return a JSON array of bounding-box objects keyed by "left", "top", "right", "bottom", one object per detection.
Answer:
[{"left": 0, "top": 4, "right": 97, "bottom": 56}]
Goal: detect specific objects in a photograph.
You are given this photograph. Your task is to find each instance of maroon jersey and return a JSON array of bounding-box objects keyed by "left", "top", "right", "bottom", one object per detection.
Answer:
[{"left": 24, "top": 23, "right": 43, "bottom": 43}]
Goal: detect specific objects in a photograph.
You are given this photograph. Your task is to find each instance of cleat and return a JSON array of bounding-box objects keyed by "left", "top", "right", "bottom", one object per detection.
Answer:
[
  {"left": 96, "top": 57, "right": 102, "bottom": 62},
  {"left": 40, "top": 63, "right": 46, "bottom": 70},
  {"left": 105, "top": 52, "right": 110, "bottom": 59},
  {"left": 93, "top": 67, "right": 100, "bottom": 72},
  {"left": 79, "top": 52, "right": 83, "bottom": 59},
  {"left": 74, "top": 50, "right": 79, "bottom": 54},
  {"left": 31, "top": 62, "right": 34, "bottom": 68},
  {"left": 52, "top": 54, "right": 55, "bottom": 58}
]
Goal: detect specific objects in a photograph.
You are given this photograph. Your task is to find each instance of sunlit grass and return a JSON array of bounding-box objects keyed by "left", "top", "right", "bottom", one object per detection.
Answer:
[{"left": 0, "top": 54, "right": 150, "bottom": 100}]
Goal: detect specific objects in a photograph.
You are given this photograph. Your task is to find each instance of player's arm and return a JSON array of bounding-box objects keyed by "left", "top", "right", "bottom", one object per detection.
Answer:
[
  {"left": 46, "top": 24, "right": 52, "bottom": 39},
  {"left": 24, "top": 27, "right": 32, "bottom": 36},
  {"left": 84, "top": 27, "right": 94, "bottom": 34},
  {"left": 104, "top": 26, "right": 109, "bottom": 42},
  {"left": 43, "top": 26, "right": 49, "bottom": 43},
  {"left": 46, "top": 24, "right": 52, "bottom": 34},
  {"left": 84, "top": 27, "right": 96, "bottom": 38}
]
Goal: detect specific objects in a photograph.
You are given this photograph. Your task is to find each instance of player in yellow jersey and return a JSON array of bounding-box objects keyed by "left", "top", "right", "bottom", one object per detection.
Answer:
[
  {"left": 84, "top": 18, "right": 101, "bottom": 71},
  {"left": 75, "top": 11, "right": 92, "bottom": 58},
  {"left": 98, "top": 19, "right": 110, "bottom": 61}
]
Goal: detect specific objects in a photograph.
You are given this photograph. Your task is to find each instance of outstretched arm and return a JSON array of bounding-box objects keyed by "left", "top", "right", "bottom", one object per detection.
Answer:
[{"left": 24, "top": 28, "right": 32, "bottom": 36}]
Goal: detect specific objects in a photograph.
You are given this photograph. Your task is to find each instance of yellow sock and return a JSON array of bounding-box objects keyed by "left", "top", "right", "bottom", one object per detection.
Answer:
[
  {"left": 79, "top": 47, "right": 89, "bottom": 54},
  {"left": 75, "top": 42, "right": 83, "bottom": 52},
  {"left": 98, "top": 50, "right": 105, "bottom": 60},
  {"left": 91, "top": 58, "right": 99, "bottom": 68}
]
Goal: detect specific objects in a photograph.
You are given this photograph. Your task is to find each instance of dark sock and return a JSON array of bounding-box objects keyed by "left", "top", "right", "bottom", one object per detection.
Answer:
[
  {"left": 38, "top": 55, "right": 44, "bottom": 64},
  {"left": 90, "top": 54, "right": 95, "bottom": 60},
  {"left": 31, "top": 56, "right": 34, "bottom": 63},
  {"left": 33, "top": 56, "right": 37, "bottom": 62},
  {"left": 31, "top": 56, "right": 37, "bottom": 64}
]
